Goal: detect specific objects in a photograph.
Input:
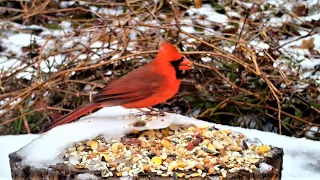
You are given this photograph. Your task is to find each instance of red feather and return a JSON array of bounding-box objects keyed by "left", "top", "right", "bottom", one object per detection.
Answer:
[{"left": 46, "top": 41, "right": 192, "bottom": 131}]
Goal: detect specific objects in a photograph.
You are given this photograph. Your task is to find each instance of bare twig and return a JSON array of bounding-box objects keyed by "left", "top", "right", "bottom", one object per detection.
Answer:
[
  {"left": 194, "top": 62, "right": 260, "bottom": 98},
  {"left": 143, "top": 4, "right": 162, "bottom": 26},
  {"left": 18, "top": 105, "right": 31, "bottom": 134},
  {"left": 272, "top": 23, "right": 318, "bottom": 51}
]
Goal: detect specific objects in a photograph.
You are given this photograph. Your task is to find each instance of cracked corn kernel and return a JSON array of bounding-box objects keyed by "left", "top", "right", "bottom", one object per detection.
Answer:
[
  {"left": 132, "top": 157, "right": 139, "bottom": 162},
  {"left": 161, "top": 129, "right": 169, "bottom": 136},
  {"left": 203, "top": 158, "right": 210, "bottom": 163},
  {"left": 168, "top": 161, "right": 178, "bottom": 172},
  {"left": 231, "top": 145, "right": 242, "bottom": 151},
  {"left": 193, "top": 128, "right": 202, "bottom": 134},
  {"left": 202, "top": 139, "right": 210, "bottom": 145},
  {"left": 88, "top": 153, "right": 96, "bottom": 159},
  {"left": 195, "top": 124, "right": 210, "bottom": 129},
  {"left": 222, "top": 171, "right": 227, "bottom": 178},
  {"left": 248, "top": 158, "right": 259, "bottom": 163},
  {"left": 141, "top": 130, "right": 155, "bottom": 138},
  {"left": 111, "top": 142, "right": 124, "bottom": 153},
  {"left": 190, "top": 173, "right": 201, "bottom": 177},
  {"left": 75, "top": 164, "right": 85, "bottom": 169},
  {"left": 169, "top": 124, "right": 179, "bottom": 131},
  {"left": 207, "top": 143, "right": 216, "bottom": 151},
  {"left": 212, "top": 130, "right": 219, "bottom": 136},
  {"left": 144, "top": 165, "right": 151, "bottom": 172},
  {"left": 187, "top": 126, "right": 195, "bottom": 132},
  {"left": 90, "top": 140, "right": 99, "bottom": 150},
  {"left": 97, "top": 145, "right": 107, "bottom": 152},
  {"left": 195, "top": 164, "right": 204, "bottom": 170},
  {"left": 224, "top": 136, "right": 233, "bottom": 145},
  {"left": 222, "top": 129, "right": 232, "bottom": 134},
  {"left": 223, "top": 156, "right": 229, "bottom": 163},
  {"left": 161, "top": 139, "right": 173, "bottom": 149},
  {"left": 208, "top": 167, "right": 215, "bottom": 175},
  {"left": 160, "top": 139, "right": 170, "bottom": 146},
  {"left": 165, "top": 157, "right": 174, "bottom": 163},
  {"left": 256, "top": 145, "right": 271, "bottom": 154},
  {"left": 100, "top": 154, "right": 111, "bottom": 162},
  {"left": 151, "top": 157, "right": 163, "bottom": 167},
  {"left": 155, "top": 131, "right": 163, "bottom": 138},
  {"left": 212, "top": 141, "right": 224, "bottom": 150},
  {"left": 177, "top": 148, "right": 185, "bottom": 156},
  {"left": 177, "top": 162, "right": 188, "bottom": 168},
  {"left": 140, "top": 140, "right": 148, "bottom": 148}
]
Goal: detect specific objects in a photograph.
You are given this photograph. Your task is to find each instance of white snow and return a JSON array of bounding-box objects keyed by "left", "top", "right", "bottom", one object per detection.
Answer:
[
  {"left": 60, "top": 21, "right": 72, "bottom": 29},
  {"left": 273, "top": 32, "right": 320, "bottom": 85},
  {"left": 306, "top": 126, "right": 320, "bottom": 137},
  {"left": 249, "top": 40, "right": 270, "bottom": 50},
  {"left": 300, "top": 59, "right": 320, "bottom": 70},
  {"left": 95, "top": 7, "right": 124, "bottom": 15},
  {"left": 280, "top": 34, "right": 320, "bottom": 51},
  {"left": 303, "top": 13, "right": 320, "bottom": 21},
  {"left": 60, "top": 1, "right": 75, "bottom": 8},
  {"left": 0, "top": 106, "right": 319, "bottom": 179},
  {"left": 259, "top": 162, "right": 273, "bottom": 174},
  {"left": 180, "top": 19, "right": 196, "bottom": 33},
  {"left": 0, "top": 135, "right": 39, "bottom": 179},
  {"left": 226, "top": 11, "right": 241, "bottom": 19},
  {"left": 8, "top": 33, "right": 41, "bottom": 47},
  {"left": 268, "top": 15, "right": 293, "bottom": 27},
  {"left": 201, "top": 56, "right": 212, "bottom": 62},
  {"left": 77, "top": 173, "right": 99, "bottom": 180},
  {"left": 186, "top": 4, "right": 228, "bottom": 24},
  {"left": 0, "top": 58, "right": 20, "bottom": 71}
]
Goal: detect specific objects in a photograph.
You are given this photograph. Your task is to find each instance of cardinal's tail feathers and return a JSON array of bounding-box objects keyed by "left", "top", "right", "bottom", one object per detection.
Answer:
[{"left": 46, "top": 103, "right": 99, "bottom": 131}]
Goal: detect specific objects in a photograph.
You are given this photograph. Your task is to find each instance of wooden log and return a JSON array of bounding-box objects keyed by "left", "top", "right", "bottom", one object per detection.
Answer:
[{"left": 9, "top": 147, "right": 283, "bottom": 180}]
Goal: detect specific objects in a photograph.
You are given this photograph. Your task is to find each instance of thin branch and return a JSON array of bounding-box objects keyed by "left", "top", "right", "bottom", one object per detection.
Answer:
[
  {"left": 194, "top": 62, "right": 260, "bottom": 98},
  {"left": 272, "top": 23, "right": 318, "bottom": 51},
  {"left": 18, "top": 105, "right": 31, "bottom": 134}
]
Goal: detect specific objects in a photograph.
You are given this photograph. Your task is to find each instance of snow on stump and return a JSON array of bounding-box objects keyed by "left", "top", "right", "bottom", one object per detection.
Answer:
[{"left": 9, "top": 107, "right": 284, "bottom": 179}]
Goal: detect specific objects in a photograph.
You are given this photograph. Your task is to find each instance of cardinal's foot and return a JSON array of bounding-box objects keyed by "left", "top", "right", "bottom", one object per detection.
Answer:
[{"left": 136, "top": 108, "right": 166, "bottom": 117}]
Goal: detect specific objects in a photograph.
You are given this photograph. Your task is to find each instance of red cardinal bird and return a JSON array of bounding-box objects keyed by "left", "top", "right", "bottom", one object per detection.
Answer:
[{"left": 47, "top": 41, "right": 192, "bottom": 130}]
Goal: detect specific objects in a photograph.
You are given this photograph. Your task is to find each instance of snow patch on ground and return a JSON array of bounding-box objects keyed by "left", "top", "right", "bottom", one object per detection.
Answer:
[{"left": 187, "top": 4, "right": 228, "bottom": 24}]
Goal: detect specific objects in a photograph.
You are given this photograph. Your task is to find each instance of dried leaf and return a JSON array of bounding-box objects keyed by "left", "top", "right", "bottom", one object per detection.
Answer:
[
  {"left": 309, "top": 49, "right": 320, "bottom": 56},
  {"left": 222, "top": 26, "right": 239, "bottom": 34},
  {"left": 292, "top": 4, "right": 308, "bottom": 17},
  {"left": 299, "top": 38, "right": 314, "bottom": 49},
  {"left": 194, "top": 0, "right": 203, "bottom": 9},
  {"left": 91, "top": 30, "right": 116, "bottom": 44}
]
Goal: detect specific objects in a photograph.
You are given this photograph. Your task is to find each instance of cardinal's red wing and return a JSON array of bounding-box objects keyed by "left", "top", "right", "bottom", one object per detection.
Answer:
[{"left": 93, "top": 65, "right": 164, "bottom": 105}]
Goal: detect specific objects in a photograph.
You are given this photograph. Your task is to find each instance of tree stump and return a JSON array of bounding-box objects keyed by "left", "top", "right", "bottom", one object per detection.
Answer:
[
  {"left": 9, "top": 123, "right": 284, "bottom": 180},
  {"left": 9, "top": 144, "right": 283, "bottom": 179}
]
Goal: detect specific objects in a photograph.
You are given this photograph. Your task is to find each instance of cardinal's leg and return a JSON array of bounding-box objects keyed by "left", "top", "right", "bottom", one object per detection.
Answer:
[
  {"left": 136, "top": 107, "right": 166, "bottom": 116},
  {"left": 147, "top": 107, "right": 166, "bottom": 116}
]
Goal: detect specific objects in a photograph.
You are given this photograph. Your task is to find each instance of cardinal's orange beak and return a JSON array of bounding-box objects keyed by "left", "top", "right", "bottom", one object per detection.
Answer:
[{"left": 178, "top": 58, "right": 193, "bottom": 71}]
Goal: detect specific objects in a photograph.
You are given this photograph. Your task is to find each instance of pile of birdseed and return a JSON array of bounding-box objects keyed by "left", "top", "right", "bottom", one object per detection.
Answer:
[{"left": 63, "top": 124, "right": 274, "bottom": 178}]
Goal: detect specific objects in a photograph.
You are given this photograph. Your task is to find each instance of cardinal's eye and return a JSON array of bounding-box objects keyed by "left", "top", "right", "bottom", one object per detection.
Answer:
[
  {"left": 170, "top": 57, "right": 184, "bottom": 68},
  {"left": 170, "top": 57, "right": 184, "bottom": 79}
]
